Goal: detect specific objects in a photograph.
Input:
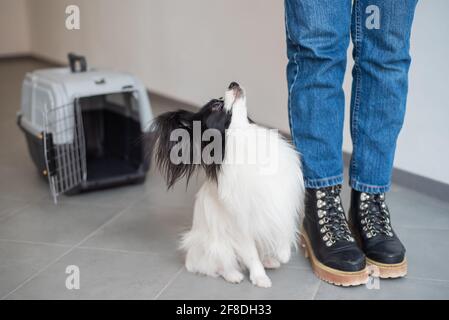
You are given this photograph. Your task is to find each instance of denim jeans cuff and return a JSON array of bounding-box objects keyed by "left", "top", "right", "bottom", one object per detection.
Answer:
[
  {"left": 304, "top": 174, "right": 343, "bottom": 189},
  {"left": 350, "top": 179, "right": 391, "bottom": 193}
]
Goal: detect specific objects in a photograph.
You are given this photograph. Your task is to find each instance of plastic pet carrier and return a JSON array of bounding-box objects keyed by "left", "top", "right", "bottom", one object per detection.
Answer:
[{"left": 17, "top": 53, "right": 154, "bottom": 203}]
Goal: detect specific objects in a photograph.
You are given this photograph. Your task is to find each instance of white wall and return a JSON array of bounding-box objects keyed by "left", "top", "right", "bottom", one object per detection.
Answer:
[
  {"left": 3, "top": 0, "right": 449, "bottom": 184},
  {"left": 0, "top": 0, "right": 30, "bottom": 56},
  {"left": 396, "top": 0, "right": 449, "bottom": 185},
  {"left": 25, "top": 0, "right": 289, "bottom": 130}
]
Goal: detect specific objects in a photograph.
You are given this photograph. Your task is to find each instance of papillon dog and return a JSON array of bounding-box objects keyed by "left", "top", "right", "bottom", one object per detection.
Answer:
[{"left": 151, "top": 82, "right": 304, "bottom": 288}]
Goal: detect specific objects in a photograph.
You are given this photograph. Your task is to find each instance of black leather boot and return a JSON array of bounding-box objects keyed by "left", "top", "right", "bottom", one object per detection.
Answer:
[
  {"left": 301, "top": 185, "right": 368, "bottom": 286},
  {"left": 349, "top": 189, "right": 407, "bottom": 278}
]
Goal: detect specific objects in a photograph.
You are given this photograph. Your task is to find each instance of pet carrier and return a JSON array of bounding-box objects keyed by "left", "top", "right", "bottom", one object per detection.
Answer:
[{"left": 17, "top": 53, "right": 154, "bottom": 203}]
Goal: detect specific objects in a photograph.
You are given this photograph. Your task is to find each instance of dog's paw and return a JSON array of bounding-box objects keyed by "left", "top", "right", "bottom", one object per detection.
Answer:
[
  {"left": 277, "top": 248, "right": 291, "bottom": 264},
  {"left": 250, "top": 273, "right": 272, "bottom": 288},
  {"left": 263, "top": 257, "right": 281, "bottom": 269},
  {"left": 222, "top": 270, "right": 244, "bottom": 284}
]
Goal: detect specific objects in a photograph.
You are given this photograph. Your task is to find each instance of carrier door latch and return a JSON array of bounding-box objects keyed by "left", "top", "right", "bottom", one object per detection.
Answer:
[{"left": 44, "top": 132, "right": 57, "bottom": 177}]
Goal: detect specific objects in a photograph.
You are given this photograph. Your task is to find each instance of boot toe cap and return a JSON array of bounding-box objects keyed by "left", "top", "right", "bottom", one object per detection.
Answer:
[
  {"left": 322, "top": 248, "right": 366, "bottom": 272},
  {"left": 366, "top": 240, "right": 406, "bottom": 264}
]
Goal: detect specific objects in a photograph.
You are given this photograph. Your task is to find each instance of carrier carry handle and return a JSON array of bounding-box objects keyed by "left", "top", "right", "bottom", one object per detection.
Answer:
[{"left": 68, "top": 53, "right": 87, "bottom": 73}]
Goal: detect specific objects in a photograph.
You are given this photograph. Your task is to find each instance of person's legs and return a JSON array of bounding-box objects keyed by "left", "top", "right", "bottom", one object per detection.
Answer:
[
  {"left": 285, "top": 0, "right": 369, "bottom": 286},
  {"left": 349, "top": 0, "right": 418, "bottom": 193},
  {"left": 348, "top": 0, "right": 418, "bottom": 278},
  {"left": 285, "top": 0, "right": 351, "bottom": 188}
]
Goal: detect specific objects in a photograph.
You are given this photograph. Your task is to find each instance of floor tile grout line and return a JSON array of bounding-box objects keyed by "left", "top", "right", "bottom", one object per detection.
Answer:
[
  {"left": 3, "top": 190, "right": 144, "bottom": 211},
  {"left": 0, "top": 202, "right": 34, "bottom": 223},
  {"left": 68, "top": 196, "right": 146, "bottom": 250},
  {"left": 1, "top": 245, "right": 82, "bottom": 300},
  {"left": 76, "top": 245, "right": 178, "bottom": 258},
  {"left": 0, "top": 198, "right": 139, "bottom": 300},
  {"left": 311, "top": 281, "right": 322, "bottom": 300},
  {"left": 42, "top": 197, "right": 136, "bottom": 210},
  {"left": 0, "top": 238, "right": 72, "bottom": 248},
  {"left": 406, "top": 276, "right": 449, "bottom": 284},
  {"left": 153, "top": 267, "right": 184, "bottom": 300}
]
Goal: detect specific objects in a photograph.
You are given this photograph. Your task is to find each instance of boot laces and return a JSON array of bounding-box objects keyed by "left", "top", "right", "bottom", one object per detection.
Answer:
[
  {"left": 316, "top": 186, "right": 354, "bottom": 247},
  {"left": 359, "top": 192, "right": 394, "bottom": 238}
]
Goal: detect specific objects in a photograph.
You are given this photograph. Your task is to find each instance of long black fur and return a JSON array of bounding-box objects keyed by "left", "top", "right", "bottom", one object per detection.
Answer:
[{"left": 151, "top": 99, "right": 231, "bottom": 188}]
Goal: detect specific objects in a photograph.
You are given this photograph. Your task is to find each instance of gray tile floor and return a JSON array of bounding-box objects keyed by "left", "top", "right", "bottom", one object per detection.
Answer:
[{"left": 1, "top": 58, "right": 449, "bottom": 300}]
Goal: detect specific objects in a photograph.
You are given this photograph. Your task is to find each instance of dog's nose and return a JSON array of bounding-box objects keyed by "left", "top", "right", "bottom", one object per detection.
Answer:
[{"left": 228, "top": 82, "right": 240, "bottom": 90}]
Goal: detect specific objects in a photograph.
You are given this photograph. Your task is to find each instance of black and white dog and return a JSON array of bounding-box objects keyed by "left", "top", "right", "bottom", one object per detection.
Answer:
[{"left": 151, "top": 82, "right": 304, "bottom": 288}]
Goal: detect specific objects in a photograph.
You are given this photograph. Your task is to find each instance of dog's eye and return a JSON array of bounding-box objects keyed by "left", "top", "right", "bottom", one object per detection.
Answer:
[{"left": 212, "top": 101, "right": 223, "bottom": 111}]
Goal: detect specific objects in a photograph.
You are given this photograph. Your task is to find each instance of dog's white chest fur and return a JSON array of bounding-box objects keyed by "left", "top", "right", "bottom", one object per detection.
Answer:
[{"left": 219, "top": 124, "right": 304, "bottom": 249}]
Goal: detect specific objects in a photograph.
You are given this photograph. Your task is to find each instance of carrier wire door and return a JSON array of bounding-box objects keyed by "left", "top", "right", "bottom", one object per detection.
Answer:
[{"left": 43, "top": 99, "right": 87, "bottom": 203}]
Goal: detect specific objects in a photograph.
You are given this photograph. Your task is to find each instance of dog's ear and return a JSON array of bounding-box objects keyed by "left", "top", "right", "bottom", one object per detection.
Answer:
[{"left": 150, "top": 110, "right": 198, "bottom": 189}]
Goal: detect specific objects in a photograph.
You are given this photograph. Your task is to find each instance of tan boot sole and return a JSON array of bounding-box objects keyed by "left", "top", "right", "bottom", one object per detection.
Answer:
[
  {"left": 366, "top": 257, "right": 407, "bottom": 279},
  {"left": 300, "top": 232, "right": 369, "bottom": 287}
]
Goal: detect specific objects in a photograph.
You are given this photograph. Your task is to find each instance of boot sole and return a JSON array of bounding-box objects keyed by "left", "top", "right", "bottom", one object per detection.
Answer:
[
  {"left": 366, "top": 257, "right": 407, "bottom": 279},
  {"left": 300, "top": 231, "right": 369, "bottom": 287}
]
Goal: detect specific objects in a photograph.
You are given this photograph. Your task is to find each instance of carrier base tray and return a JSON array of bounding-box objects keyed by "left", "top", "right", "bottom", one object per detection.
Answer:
[{"left": 86, "top": 157, "right": 139, "bottom": 180}]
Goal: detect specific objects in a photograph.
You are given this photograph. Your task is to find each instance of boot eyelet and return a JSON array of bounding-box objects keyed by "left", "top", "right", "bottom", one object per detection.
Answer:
[
  {"left": 325, "top": 240, "right": 334, "bottom": 247},
  {"left": 317, "top": 210, "right": 326, "bottom": 218},
  {"left": 317, "top": 200, "right": 326, "bottom": 208},
  {"left": 361, "top": 193, "right": 369, "bottom": 201},
  {"left": 316, "top": 190, "right": 326, "bottom": 199}
]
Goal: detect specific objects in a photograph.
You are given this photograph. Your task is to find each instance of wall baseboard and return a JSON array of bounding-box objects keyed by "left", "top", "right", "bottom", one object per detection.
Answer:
[
  {"left": 27, "top": 53, "right": 66, "bottom": 67},
  {"left": 3, "top": 54, "right": 448, "bottom": 203},
  {"left": 0, "top": 52, "right": 33, "bottom": 60}
]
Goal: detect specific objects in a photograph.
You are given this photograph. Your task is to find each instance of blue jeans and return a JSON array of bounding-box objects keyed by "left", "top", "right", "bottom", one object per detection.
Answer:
[{"left": 285, "top": 0, "right": 417, "bottom": 193}]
